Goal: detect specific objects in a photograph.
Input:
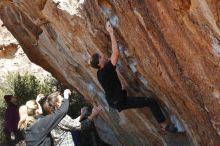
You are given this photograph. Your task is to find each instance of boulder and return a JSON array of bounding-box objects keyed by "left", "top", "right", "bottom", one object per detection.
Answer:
[{"left": 1, "top": 0, "right": 220, "bottom": 145}]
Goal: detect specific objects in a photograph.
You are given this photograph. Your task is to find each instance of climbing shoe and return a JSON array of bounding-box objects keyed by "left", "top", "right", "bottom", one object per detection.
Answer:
[{"left": 165, "top": 124, "right": 178, "bottom": 133}]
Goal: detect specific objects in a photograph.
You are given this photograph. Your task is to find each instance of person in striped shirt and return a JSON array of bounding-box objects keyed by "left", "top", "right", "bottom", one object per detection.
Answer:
[{"left": 43, "top": 91, "right": 102, "bottom": 146}]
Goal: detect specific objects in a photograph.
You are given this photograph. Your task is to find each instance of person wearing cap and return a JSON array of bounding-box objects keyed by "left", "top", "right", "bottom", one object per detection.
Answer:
[{"left": 89, "top": 21, "right": 177, "bottom": 133}]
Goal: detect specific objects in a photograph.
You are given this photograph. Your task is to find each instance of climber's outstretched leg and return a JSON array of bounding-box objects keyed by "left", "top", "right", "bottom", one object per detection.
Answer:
[{"left": 113, "top": 97, "right": 177, "bottom": 133}]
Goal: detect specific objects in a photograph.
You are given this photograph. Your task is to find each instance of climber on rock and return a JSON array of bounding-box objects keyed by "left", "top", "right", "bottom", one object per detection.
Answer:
[{"left": 89, "top": 21, "right": 177, "bottom": 133}]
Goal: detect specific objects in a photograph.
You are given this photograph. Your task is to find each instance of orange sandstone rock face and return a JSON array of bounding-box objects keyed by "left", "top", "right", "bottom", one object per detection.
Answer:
[
  {"left": 1, "top": 0, "right": 220, "bottom": 145},
  {"left": 0, "top": 20, "right": 18, "bottom": 58},
  {"left": 0, "top": 19, "right": 51, "bottom": 83},
  {"left": 0, "top": 43, "right": 18, "bottom": 58}
]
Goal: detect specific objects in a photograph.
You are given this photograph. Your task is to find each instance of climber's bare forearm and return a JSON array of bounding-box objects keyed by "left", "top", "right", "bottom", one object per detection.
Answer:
[
  {"left": 110, "top": 31, "right": 119, "bottom": 66},
  {"left": 106, "top": 21, "right": 119, "bottom": 65}
]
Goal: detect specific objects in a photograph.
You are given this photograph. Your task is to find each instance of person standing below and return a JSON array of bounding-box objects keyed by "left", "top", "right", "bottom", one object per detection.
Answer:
[
  {"left": 18, "top": 89, "right": 71, "bottom": 146},
  {"left": 4, "top": 95, "right": 23, "bottom": 146},
  {"left": 89, "top": 21, "right": 177, "bottom": 133},
  {"left": 43, "top": 93, "right": 103, "bottom": 146}
]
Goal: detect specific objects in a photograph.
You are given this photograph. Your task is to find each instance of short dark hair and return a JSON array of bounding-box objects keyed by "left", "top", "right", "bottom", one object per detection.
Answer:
[
  {"left": 90, "top": 53, "right": 100, "bottom": 69},
  {"left": 4, "top": 95, "right": 13, "bottom": 104}
]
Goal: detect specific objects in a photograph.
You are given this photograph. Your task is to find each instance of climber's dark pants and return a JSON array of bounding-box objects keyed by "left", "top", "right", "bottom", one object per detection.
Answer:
[{"left": 111, "top": 97, "right": 166, "bottom": 123}]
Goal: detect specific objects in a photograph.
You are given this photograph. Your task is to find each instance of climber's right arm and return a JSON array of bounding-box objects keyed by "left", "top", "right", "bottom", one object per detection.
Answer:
[{"left": 106, "top": 21, "right": 119, "bottom": 66}]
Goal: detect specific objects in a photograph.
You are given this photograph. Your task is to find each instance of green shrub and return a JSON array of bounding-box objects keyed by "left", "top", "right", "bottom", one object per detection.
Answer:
[
  {"left": 13, "top": 73, "right": 60, "bottom": 105},
  {"left": 0, "top": 72, "right": 60, "bottom": 105}
]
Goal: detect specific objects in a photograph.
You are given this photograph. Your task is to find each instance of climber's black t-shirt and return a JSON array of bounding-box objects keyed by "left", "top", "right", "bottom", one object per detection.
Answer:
[{"left": 97, "top": 61, "right": 124, "bottom": 105}]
